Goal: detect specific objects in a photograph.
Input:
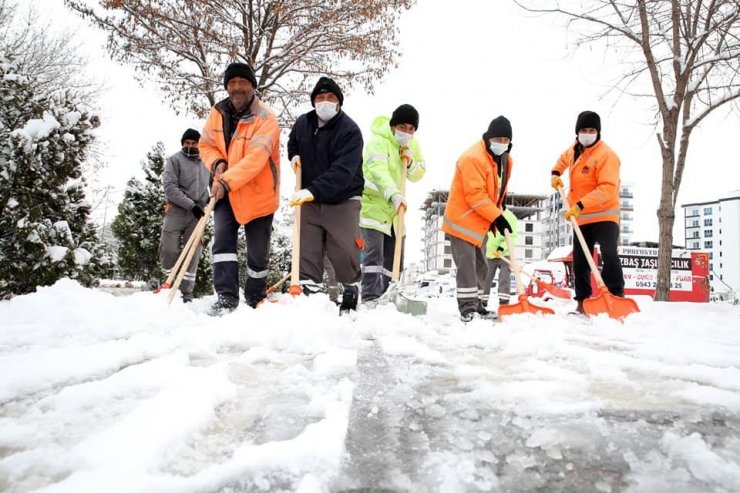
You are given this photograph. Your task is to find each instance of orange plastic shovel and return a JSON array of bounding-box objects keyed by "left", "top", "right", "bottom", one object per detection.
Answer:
[
  {"left": 498, "top": 230, "right": 555, "bottom": 319},
  {"left": 498, "top": 256, "right": 572, "bottom": 299},
  {"left": 557, "top": 187, "right": 640, "bottom": 320}
]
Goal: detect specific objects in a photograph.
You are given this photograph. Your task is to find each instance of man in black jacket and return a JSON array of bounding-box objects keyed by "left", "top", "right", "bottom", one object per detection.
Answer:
[{"left": 287, "top": 76, "right": 364, "bottom": 313}]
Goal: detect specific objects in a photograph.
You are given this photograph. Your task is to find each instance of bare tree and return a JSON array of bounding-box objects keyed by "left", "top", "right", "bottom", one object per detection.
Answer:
[
  {"left": 1, "top": 0, "right": 102, "bottom": 103},
  {"left": 65, "top": 0, "right": 416, "bottom": 123},
  {"left": 515, "top": 0, "right": 740, "bottom": 301}
]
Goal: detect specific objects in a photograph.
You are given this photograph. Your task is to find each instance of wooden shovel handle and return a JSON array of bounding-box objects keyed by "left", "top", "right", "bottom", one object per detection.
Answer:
[
  {"left": 391, "top": 153, "right": 409, "bottom": 282},
  {"left": 289, "top": 164, "right": 302, "bottom": 294},
  {"left": 556, "top": 186, "right": 606, "bottom": 288},
  {"left": 167, "top": 197, "right": 216, "bottom": 304}
]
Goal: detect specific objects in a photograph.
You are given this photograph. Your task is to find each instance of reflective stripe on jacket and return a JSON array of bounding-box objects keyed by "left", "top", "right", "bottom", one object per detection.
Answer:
[
  {"left": 199, "top": 96, "right": 280, "bottom": 225},
  {"left": 552, "top": 139, "right": 620, "bottom": 226},
  {"left": 442, "top": 140, "right": 512, "bottom": 247},
  {"left": 360, "top": 115, "right": 425, "bottom": 236}
]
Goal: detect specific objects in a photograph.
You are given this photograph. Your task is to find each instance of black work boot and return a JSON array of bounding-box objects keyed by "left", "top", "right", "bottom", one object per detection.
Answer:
[
  {"left": 476, "top": 302, "right": 498, "bottom": 320},
  {"left": 339, "top": 285, "right": 358, "bottom": 315},
  {"left": 208, "top": 295, "right": 238, "bottom": 316}
]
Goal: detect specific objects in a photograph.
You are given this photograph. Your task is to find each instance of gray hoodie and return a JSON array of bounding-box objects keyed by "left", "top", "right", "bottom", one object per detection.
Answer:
[{"left": 162, "top": 150, "right": 211, "bottom": 210}]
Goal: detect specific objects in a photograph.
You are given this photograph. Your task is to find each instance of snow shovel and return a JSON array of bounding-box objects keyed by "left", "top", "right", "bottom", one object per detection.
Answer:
[
  {"left": 498, "top": 256, "right": 572, "bottom": 299},
  {"left": 380, "top": 151, "right": 427, "bottom": 316},
  {"left": 288, "top": 162, "right": 303, "bottom": 297},
  {"left": 557, "top": 186, "right": 640, "bottom": 320},
  {"left": 267, "top": 271, "right": 291, "bottom": 295},
  {"left": 167, "top": 197, "right": 216, "bottom": 304},
  {"left": 498, "top": 230, "right": 555, "bottom": 319}
]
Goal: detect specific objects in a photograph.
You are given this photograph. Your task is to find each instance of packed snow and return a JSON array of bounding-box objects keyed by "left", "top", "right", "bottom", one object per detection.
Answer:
[{"left": 1, "top": 279, "right": 739, "bottom": 492}]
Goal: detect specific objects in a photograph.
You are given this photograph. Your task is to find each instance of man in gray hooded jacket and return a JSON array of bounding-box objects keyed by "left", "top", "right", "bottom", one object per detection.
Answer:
[{"left": 159, "top": 128, "right": 211, "bottom": 302}]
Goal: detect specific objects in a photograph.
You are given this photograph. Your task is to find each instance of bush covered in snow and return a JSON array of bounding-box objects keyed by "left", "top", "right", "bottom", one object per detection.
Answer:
[{"left": 0, "top": 56, "right": 113, "bottom": 299}]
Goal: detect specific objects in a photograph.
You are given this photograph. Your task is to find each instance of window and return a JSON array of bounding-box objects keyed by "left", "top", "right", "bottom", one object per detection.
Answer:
[
  {"left": 705, "top": 241, "right": 713, "bottom": 249},
  {"left": 525, "top": 223, "right": 534, "bottom": 232},
  {"left": 443, "top": 259, "right": 452, "bottom": 268},
  {"left": 704, "top": 230, "right": 713, "bottom": 238},
  {"left": 692, "top": 220, "right": 699, "bottom": 227},
  {"left": 704, "top": 218, "right": 713, "bottom": 227},
  {"left": 691, "top": 208, "right": 699, "bottom": 216},
  {"left": 709, "top": 252, "right": 713, "bottom": 260},
  {"left": 525, "top": 236, "right": 533, "bottom": 245},
  {"left": 525, "top": 249, "right": 533, "bottom": 259},
  {"left": 692, "top": 231, "right": 700, "bottom": 238},
  {"left": 444, "top": 245, "right": 452, "bottom": 255},
  {"left": 692, "top": 242, "right": 700, "bottom": 249},
  {"left": 704, "top": 207, "right": 713, "bottom": 215}
]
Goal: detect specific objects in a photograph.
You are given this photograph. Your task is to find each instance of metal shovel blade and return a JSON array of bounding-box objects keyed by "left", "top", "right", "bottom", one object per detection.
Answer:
[{"left": 379, "top": 284, "right": 428, "bottom": 316}]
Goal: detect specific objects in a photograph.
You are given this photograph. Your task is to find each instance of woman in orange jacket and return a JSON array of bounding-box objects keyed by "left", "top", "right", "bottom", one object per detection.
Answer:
[
  {"left": 199, "top": 62, "right": 281, "bottom": 314},
  {"left": 551, "top": 110, "right": 624, "bottom": 314},
  {"left": 442, "top": 116, "right": 513, "bottom": 322}
]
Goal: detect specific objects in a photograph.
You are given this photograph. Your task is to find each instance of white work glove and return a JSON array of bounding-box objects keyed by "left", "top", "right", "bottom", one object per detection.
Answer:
[
  {"left": 392, "top": 193, "right": 407, "bottom": 213},
  {"left": 291, "top": 155, "right": 301, "bottom": 172},
  {"left": 400, "top": 147, "right": 414, "bottom": 167},
  {"left": 290, "top": 188, "right": 314, "bottom": 206}
]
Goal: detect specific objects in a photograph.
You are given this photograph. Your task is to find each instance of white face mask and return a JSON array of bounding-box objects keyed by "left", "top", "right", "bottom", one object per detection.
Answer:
[
  {"left": 315, "top": 101, "right": 338, "bottom": 121},
  {"left": 394, "top": 130, "right": 413, "bottom": 146},
  {"left": 578, "top": 132, "right": 597, "bottom": 147},
  {"left": 489, "top": 141, "right": 509, "bottom": 156}
]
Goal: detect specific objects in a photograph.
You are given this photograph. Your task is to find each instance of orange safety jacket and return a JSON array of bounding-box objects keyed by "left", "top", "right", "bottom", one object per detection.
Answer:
[
  {"left": 442, "top": 140, "right": 512, "bottom": 247},
  {"left": 199, "top": 96, "right": 280, "bottom": 225},
  {"left": 552, "top": 139, "right": 620, "bottom": 226}
]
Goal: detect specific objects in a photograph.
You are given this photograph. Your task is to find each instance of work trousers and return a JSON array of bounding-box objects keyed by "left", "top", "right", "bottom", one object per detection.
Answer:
[
  {"left": 449, "top": 235, "right": 488, "bottom": 315},
  {"left": 299, "top": 200, "right": 362, "bottom": 295},
  {"left": 481, "top": 257, "right": 511, "bottom": 306},
  {"left": 159, "top": 206, "right": 202, "bottom": 299},
  {"left": 360, "top": 227, "right": 403, "bottom": 302},
  {"left": 573, "top": 221, "right": 625, "bottom": 301},
  {"left": 212, "top": 198, "right": 273, "bottom": 307}
]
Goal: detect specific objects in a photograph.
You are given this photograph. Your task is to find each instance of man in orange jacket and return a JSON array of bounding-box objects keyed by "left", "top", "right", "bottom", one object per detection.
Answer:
[
  {"left": 199, "top": 62, "right": 281, "bottom": 314},
  {"left": 551, "top": 110, "right": 624, "bottom": 314},
  {"left": 442, "top": 116, "right": 513, "bottom": 322}
]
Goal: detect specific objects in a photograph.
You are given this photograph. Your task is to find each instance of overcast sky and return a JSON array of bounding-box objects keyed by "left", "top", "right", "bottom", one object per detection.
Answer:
[{"left": 39, "top": 0, "right": 740, "bottom": 262}]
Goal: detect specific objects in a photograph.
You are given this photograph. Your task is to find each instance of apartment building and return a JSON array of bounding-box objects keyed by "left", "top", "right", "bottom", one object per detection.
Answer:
[
  {"left": 541, "top": 183, "right": 635, "bottom": 255},
  {"left": 682, "top": 190, "right": 740, "bottom": 297}
]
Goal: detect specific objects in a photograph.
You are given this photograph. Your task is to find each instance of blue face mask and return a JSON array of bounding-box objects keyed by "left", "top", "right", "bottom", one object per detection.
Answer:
[{"left": 489, "top": 141, "right": 508, "bottom": 156}]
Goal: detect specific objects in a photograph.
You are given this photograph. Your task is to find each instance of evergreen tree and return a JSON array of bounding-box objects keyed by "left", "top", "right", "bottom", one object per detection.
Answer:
[
  {"left": 111, "top": 143, "right": 213, "bottom": 296},
  {"left": 0, "top": 56, "right": 113, "bottom": 299},
  {"left": 111, "top": 143, "right": 166, "bottom": 285}
]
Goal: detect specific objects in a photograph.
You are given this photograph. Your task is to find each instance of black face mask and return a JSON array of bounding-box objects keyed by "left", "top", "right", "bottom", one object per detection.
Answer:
[{"left": 182, "top": 146, "right": 199, "bottom": 158}]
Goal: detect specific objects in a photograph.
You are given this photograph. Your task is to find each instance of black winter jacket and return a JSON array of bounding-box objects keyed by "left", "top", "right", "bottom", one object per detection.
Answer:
[{"left": 287, "top": 110, "right": 364, "bottom": 203}]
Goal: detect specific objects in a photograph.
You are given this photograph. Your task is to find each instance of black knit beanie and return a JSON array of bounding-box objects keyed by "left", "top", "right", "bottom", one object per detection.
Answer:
[
  {"left": 483, "top": 115, "right": 512, "bottom": 141},
  {"left": 181, "top": 128, "right": 201, "bottom": 145},
  {"left": 575, "top": 111, "right": 601, "bottom": 133},
  {"left": 310, "top": 77, "right": 344, "bottom": 106},
  {"left": 389, "top": 104, "right": 419, "bottom": 130},
  {"left": 223, "top": 62, "right": 257, "bottom": 89}
]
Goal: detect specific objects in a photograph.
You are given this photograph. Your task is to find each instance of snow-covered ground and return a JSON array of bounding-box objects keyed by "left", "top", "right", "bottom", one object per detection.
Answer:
[{"left": 1, "top": 279, "right": 739, "bottom": 492}]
